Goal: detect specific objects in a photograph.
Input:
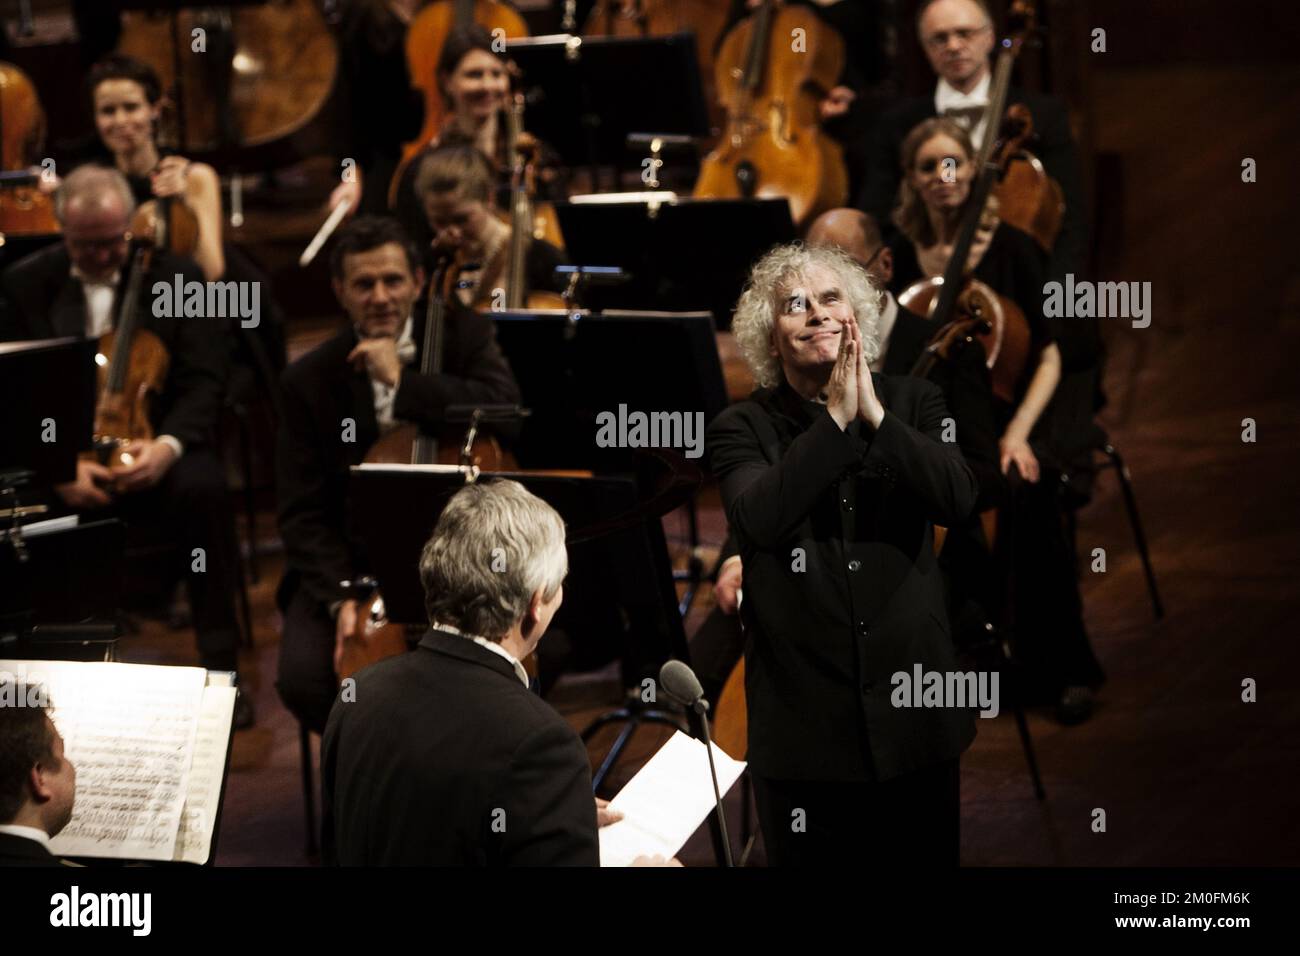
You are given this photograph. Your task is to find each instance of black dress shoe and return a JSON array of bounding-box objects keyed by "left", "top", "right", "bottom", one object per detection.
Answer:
[
  {"left": 233, "top": 690, "right": 256, "bottom": 730},
  {"left": 1057, "top": 686, "right": 1094, "bottom": 725}
]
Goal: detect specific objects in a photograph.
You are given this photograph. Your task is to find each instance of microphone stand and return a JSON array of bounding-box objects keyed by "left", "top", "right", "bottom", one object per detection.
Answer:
[{"left": 690, "top": 697, "right": 735, "bottom": 868}]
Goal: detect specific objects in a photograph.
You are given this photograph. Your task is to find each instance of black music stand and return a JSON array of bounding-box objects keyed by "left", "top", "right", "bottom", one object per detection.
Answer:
[
  {"left": 0, "top": 337, "right": 121, "bottom": 656},
  {"left": 492, "top": 309, "right": 726, "bottom": 612},
  {"left": 553, "top": 197, "right": 797, "bottom": 327},
  {"left": 506, "top": 33, "right": 710, "bottom": 177},
  {"left": 491, "top": 310, "right": 727, "bottom": 470},
  {"left": 0, "top": 336, "right": 97, "bottom": 487}
]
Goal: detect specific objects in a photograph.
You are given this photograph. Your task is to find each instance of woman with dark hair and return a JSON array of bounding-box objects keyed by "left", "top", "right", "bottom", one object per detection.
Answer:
[{"left": 82, "top": 54, "right": 224, "bottom": 281}]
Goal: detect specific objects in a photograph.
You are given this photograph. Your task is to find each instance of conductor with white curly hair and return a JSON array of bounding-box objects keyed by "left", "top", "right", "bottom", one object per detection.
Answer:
[{"left": 707, "top": 243, "right": 979, "bottom": 865}]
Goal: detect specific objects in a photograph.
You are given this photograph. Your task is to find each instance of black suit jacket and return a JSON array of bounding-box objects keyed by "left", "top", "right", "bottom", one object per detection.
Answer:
[
  {"left": 276, "top": 305, "right": 520, "bottom": 610},
  {"left": 707, "top": 375, "right": 978, "bottom": 782},
  {"left": 0, "top": 244, "right": 227, "bottom": 449},
  {"left": 321, "top": 628, "right": 598, "bottom": 865},
  {"left": 0, "top": 831, "right": 64, "bottom": 867},
  {"left": 856, "top": 86, "right": 1086, "bottom": 277}
]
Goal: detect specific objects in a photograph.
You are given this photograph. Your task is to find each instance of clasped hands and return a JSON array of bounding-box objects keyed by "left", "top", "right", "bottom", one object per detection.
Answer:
[{"left": 824, "top": 317, "right": 885, "bottom": 432}]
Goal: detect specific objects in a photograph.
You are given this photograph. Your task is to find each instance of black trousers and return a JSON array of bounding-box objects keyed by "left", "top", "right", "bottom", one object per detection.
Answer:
[
  {"left": 112, "top": 448, "right": 241, "bottom": 672},
  {"left": 1004, "top": 470, "right": 1106, "bottom": 696},
  {"left": 276, "top": 586, "right": 338, "bottom": 735},
  {"left": 752, "top": 759, "right": 961, "bottom": 867}
]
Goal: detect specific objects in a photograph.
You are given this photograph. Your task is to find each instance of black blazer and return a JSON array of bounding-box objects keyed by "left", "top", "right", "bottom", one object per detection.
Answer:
[
  {"left": 321, "top": 628, "right": 598, "bottom": 866},
  {"left": 0, "top": 244, "right": 228, "bottom": 450},
  {"left": 856, "top": 86, "right": 1086, "bottom": 277},
  {"left": 276, "top": 306, "right": 521, "bottom": 610},
  {"left": 707, "top": 375, "right": 978, "bottom": 782},
  {"left": 0, "top": 831, "right": 65, "bottom": 867}
]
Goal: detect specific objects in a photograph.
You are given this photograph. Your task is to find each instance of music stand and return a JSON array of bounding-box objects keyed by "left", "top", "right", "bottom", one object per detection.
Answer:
[
  {"left": 553, "top": 197, "right": 797, "bottom": 328},
  {"left": 0, "top": 337, "right": 97, "bottom": 486},
  {"left": 506, "top": 33, "right": 710, "bottom": 175},
  {"left": 491, "top": 309, "right": 727, "bottom": 470}
]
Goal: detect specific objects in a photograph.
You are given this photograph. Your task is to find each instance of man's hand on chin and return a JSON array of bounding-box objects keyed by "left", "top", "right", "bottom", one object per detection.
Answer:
[{"left": 347, "top": 336, "right": 402, "bottom": 388}]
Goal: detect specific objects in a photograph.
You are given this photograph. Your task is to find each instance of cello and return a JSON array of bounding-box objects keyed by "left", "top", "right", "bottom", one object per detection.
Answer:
[
  {"left": 693, "top": 0, "right": 847, "bottom": 227},
  {"left": 897, "top": 2, "right": 1041, "bottom": 405},
  {"left": 0, "top": 61, "right": 58, "bottom": 239},
  {"left": 86, "top": 202, "right": 186, "bottom": 474}
]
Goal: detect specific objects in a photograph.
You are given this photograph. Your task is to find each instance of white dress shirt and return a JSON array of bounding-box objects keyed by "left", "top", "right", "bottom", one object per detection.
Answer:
[
  {"left": 433, "top": 621, "right": 529, "bottom": 687},
  {"left": 70, "top": 265, "right": 120, "bottom": 339},
  {"left": 870, "top": 292, "right": 901, "bottom": 373},
  {"left": 935, "top": 72, "right": 992, "bottom": 151},
  {"left": 365, "top": 315, "right": 417, "bottom": 432}
]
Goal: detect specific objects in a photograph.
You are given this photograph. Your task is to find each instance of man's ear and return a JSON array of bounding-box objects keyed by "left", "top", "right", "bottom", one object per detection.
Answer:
[
  {"left": 331, "top": 277, "right": 346, "bottom": 308},
  {"left": 413, "top": 266, "right": 427, "bottom": 298},
  {"left": 28, "top": 763, "right": 52, "bottom": 803},
  {"left": 878, "top": 247, "right": 894, "bottom": 286}
]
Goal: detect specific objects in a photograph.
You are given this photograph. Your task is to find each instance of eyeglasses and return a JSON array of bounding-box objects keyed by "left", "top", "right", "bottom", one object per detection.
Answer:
[{"left": 923, "top": 25, "right": 990, "bottom": 49}]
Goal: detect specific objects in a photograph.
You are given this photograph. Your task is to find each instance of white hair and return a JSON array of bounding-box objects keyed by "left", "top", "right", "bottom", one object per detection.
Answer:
[
  {"left": 731, "top": 242, "right": 884, "bottom": 389},
  {"left": 420, "top": 478, "right": 567, "bottom": 641},
  {"left": 55, "top": 165, "right": 136, "bottom": 223}
]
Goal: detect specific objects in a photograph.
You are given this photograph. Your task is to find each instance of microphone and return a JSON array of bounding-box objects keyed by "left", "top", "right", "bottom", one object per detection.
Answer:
[
  {"left": 659, "top": 660, "right": 735, "bottom": 866},
  {"left": 660, "top": 659, "right": 706, "bottom": 713}
]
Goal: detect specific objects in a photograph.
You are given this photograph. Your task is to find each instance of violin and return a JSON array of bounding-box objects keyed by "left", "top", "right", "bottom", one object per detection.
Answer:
[
  {"left": 86, "top": 204, "right": 177, "bottom": 474},
  {"left": 693, "top": 0, "right": 847, "bottom": 226}
]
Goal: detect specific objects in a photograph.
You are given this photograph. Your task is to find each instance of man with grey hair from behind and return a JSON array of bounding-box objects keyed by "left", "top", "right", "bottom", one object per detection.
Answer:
[
  {"left": 707, "top": 242, "right": 978, "bottom": 866},
  {"left": 321, "top": 479, "right": 677, "bottom": 866}
]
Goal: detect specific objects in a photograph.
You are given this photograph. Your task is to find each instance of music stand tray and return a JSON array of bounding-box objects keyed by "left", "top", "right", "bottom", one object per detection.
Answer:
[
  {"left": 506, "top": 33, "right": 711, "bottom": 169},
  {"left": 553, "top": 197, "right": 796, "bottom": 327}
]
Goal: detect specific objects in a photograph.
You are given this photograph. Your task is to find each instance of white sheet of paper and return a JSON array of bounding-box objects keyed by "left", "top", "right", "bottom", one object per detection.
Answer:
[
  {"left": 174, "top": 684, "right": 237, "bottom": 864},
  {"left": 599, "top": 730, "right": 746, "bottom": 867},
  {"left": 1, "top": 660, "right": 207, "bottom": 861}
]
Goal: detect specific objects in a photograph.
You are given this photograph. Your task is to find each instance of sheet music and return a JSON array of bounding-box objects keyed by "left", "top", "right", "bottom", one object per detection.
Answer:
[
  {"left": 1, "top": 660, "right": 206, "bottom": 861},
  {"left": 174, "top": 684, "right": 236, "bottom": 864},
  {"left": 599, "top": 730, "right": 746, "bottom": 867}
]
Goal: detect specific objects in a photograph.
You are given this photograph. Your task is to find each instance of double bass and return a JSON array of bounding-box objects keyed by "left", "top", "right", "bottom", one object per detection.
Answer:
[
  {"left": 116, "top": 0, "right": 339, "bottom": 166},
  {"left": 693, "top": 0, "right": 846, "bottom": 226}
]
